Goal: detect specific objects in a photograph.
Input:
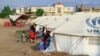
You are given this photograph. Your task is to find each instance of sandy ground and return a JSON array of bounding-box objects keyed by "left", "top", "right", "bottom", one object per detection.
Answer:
[
  {"left": 0, "top": 25, "right": 37, "bottom": 56},
  {"left": 0, "top": 22, "right": 69, "bottom": 56}
]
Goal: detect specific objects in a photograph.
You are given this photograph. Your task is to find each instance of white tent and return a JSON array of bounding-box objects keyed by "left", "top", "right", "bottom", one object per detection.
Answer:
[
  {"left": 31, "top": 17, "right": 41, "bottom": 24},
  {"left": 31, "top": 16, "right": 48, "bottom": 25},
  {"left": 31, "top": 16, "right": 49, "bottom": 32},
  {"left": 47, "top": 14, "right": 100, "bottom": 56},
  {"left": 74, "top": 12, "right": 100, "bottom": 16},
  {"left": 39, "top": 16, "right": 60, "bottom": 26},
  {"left": 46, "top": 15, "right": 78, "bottom": 31},
  {"left": 31, "top": 16, "right": 60, "bottom": 32}
]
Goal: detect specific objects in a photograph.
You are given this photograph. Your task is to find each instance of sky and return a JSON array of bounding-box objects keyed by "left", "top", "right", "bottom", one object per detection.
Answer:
[{"left": 0, "top": 0, "right": 100, "bottom": 10}]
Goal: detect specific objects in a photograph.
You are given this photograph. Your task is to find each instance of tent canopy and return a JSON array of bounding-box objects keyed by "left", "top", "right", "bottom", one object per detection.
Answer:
[
  {"left": 39, "top": 16, "right": 60, "bottom": 26},
  {"left": 31, "top": 16, "right": 48, "bottom": 25},
  {"left": 46, "top": 15, "right": 77, "bottom": 31},
  {"left": 53, "top": 14, "right": 100, "bottom": 36}
]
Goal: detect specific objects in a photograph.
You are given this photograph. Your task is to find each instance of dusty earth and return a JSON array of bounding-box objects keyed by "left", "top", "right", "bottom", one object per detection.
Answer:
[
  {"left": 0, "top": 25, "right": 34, "bottom": 56},
  {"left": 0, "top": 25, "right": 69, "bottom": 56}
]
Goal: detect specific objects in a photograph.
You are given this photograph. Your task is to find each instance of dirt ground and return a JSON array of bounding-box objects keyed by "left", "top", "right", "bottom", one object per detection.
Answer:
[
  {"left": 0, "top": 25, "right": 69, "bottom": 56},
  {"left": 0, "top": 25, "right": 33, "bottom": 56}
]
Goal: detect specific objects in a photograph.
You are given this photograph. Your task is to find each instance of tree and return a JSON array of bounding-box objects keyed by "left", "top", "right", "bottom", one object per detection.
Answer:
[
  {"left": 35, "top": 8, "right": 44, "bottom": 17},
  {"left": 0, "top": 6, "right": 16, "bottom": 18},
  {"left": 11, "top": 9, "right": 16, "bottom": 15}
]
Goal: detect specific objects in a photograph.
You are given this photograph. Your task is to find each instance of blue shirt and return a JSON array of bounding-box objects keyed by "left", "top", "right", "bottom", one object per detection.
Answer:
[{"left": 39, "top": 41, "right": 45, "bottom": 51}]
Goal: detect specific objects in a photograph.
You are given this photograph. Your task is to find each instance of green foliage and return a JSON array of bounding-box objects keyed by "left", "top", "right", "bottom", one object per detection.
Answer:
[
  {"left": 0, "top": 6, "right": 16, "bottom": 18},
  {"left": 35, "top": 8, "right": 44, "bottom": 17},
  {"left": 0, "top": 13, "right": 6, "bottom": 18},
  {"left": 11, "top": 9, "right": 16, "bottom": 15}
]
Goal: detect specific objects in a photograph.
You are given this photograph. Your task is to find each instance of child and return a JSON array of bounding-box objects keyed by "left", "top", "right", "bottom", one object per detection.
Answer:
[
  {"left": 20, "top": 31, "right": 26, "bottom": 43},
  {"left": 38, "top": 40, "right": 45, "bottom": 51}
]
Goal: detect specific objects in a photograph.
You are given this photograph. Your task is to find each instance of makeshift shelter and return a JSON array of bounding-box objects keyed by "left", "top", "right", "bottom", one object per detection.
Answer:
[
  {"left": 46, "top": 15, "right": 100, "bottom": 56},
  {"left": 9, "top": 14, "right": 31, "bottom": 26}
]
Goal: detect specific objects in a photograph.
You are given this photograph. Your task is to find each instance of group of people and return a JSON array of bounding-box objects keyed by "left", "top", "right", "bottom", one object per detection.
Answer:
[
  {"left": 29, "top": 22, "right": 51, "bottom": 51},
  {"left": 19, "top": 22, "right": 37, "bottom": 43},
  {"left": 19, "top": 22, "right": 51, "bottom": 51},
  {"left": 38, "top": 27, "right": 51, "bottom": 51}
]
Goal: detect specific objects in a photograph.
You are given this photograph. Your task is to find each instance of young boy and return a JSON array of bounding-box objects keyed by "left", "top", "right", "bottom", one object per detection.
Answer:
[{"left": 20, "top": 31, "right": 26, "bottom": 43}]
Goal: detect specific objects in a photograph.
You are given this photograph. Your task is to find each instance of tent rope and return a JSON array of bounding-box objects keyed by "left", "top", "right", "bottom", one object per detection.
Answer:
[{"left": 70, "top": 37, "right": 84, "bottom": 54}]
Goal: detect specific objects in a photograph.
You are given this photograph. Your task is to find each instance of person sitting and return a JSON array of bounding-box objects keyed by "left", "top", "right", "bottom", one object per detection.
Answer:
[{"left": 38, "top": 40, "right": 45, "bottom": 51}]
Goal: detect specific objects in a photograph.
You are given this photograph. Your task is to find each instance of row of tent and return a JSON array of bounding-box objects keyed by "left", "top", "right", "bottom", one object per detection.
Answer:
[{"left": 31, "top": 12, "right": 100, "bottom": 56}]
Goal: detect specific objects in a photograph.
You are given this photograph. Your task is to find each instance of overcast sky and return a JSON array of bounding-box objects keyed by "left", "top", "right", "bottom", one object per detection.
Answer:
[{"left": 0, "top": 0, "right": 99, "bottom": 10}]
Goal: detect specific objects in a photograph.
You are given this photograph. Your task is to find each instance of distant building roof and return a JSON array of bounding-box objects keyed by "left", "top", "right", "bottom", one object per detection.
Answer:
[
  {"left": 16, "top": 2, "right": 74, "bottom": 9},
  {"left": 29, "top": 5, "right": 54, "bottom": 7},
  {"left": 94, "top": 7, "right": 100, "bottom": 9},
  {"left": 77, "top": 5, "right": 100, "bottom": 10},
  {"left": 55, "top": 2, "right": 63, "bottom": 5}
]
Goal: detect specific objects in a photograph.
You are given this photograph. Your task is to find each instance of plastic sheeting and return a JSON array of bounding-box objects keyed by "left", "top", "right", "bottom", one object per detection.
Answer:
[{"left": 9, "top": 15, "right": 21, "bottom": 21}]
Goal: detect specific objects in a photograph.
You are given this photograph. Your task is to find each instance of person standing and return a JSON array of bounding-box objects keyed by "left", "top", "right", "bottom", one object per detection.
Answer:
[
  {"left": 20, "top": 31, "right": 26, "bottom": 43},
  {"left": 29, "top": 23, "right": 36, "bottom": 42}
]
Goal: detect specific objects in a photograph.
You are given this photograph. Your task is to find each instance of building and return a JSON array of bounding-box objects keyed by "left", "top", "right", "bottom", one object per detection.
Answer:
[
  {"left": 76, "top": 5, "right": 100, "bottom": 12},
  {"left": 16, "top": 2, "right": 74, "bottom": 17}
]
